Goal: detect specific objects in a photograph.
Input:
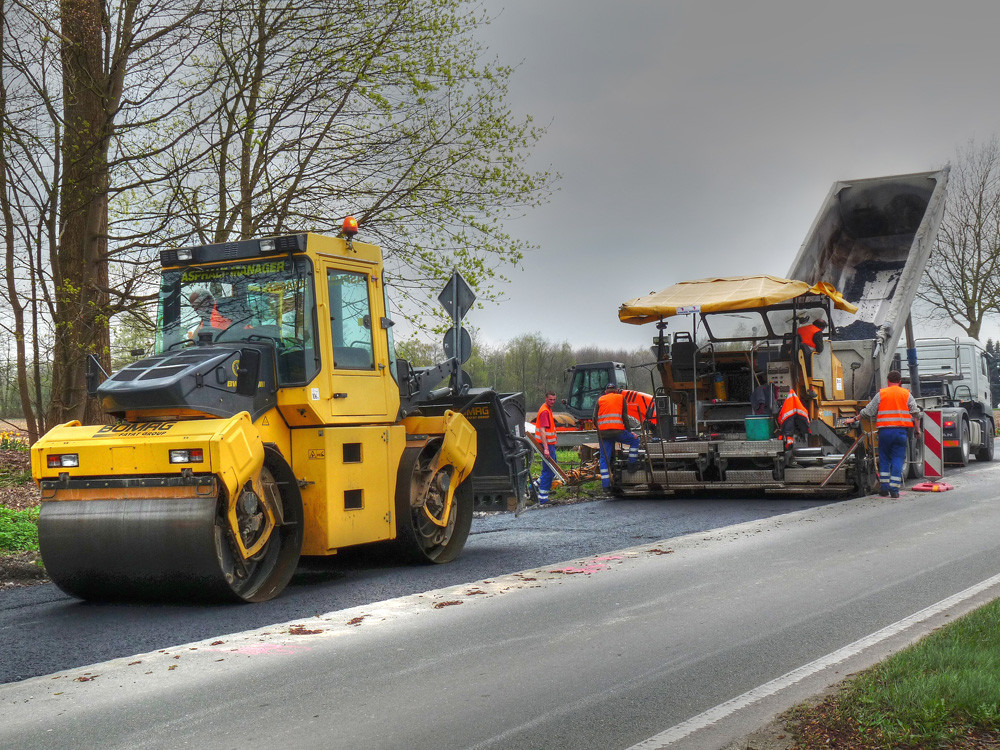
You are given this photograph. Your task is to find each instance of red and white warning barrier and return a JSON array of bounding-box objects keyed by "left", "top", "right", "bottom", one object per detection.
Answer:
[
  {"left": 912, "top": 481, "right": 954, "bottom": 492},
  {"left": 923, "top": 409, "right": 943, "bottom": 478}
]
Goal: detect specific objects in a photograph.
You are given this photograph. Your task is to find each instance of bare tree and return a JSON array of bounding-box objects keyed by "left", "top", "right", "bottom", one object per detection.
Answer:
[
  {"left": 2, "top": 0, "right": 551, "bottom": 430},
  {"left": 1, "top": 0, "right": 213, "bottom": 428},
  {"left": 141, "top": 0, "right": 552, "bottom": 319},
  {"left": 0, "top": 0, "right": 62, "bottom": 441},
  {"left": 918, "top": 137, "right": 1000, "bottom": 339},
  {"left": 48, "top": 0, "right": 217, "bottom": 424}
]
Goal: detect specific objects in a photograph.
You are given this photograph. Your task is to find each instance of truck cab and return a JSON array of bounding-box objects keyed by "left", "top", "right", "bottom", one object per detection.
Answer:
[{"left": 904, "top": 337, "right": 996, "bottom": 465}]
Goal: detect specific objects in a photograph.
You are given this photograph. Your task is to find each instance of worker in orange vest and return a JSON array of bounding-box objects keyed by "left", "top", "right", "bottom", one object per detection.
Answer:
[
  {"left": 534, "top": 390, "right": 559, "bottom": 504},
  {"left": 777, "top": 388, "right": 809, "bottom": 449},
  {"left": 844, "top": 370, "right": 922, "bottom": 498},
  {"left": 795, "top": 318, "right": 826, "bottom": 376},
  {"left": 187, "top": 289, "right": 232, "bottom": 340},
  {"left": 796, "top": 318, "right": 826, "bottom": 352},
  {"left": 623, "top": 389, "right": 657, "bottom": 427},
  {"left": 593, "top": 383, "right": 640, "bottom": 490}
]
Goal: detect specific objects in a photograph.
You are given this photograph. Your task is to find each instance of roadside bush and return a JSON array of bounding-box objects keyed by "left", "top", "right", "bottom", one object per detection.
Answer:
[{"left": 0, "top": 507, "right": 40, "bottom": 552}]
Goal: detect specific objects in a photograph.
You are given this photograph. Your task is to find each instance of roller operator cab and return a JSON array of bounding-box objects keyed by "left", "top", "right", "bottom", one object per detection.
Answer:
[{"left": 31, "top": 231, "right": 530, "bottom": 602}]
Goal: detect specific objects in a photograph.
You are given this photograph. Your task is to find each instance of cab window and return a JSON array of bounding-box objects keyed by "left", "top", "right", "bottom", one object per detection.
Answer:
[
  {"left": 156, "top": 258, "right": 318, "bottom": 386},
  {"left": 568, "top": 367, "right": 610, "bottom": 413},
  {"left": 328, "top": 270, "right": 374, "bottom": 370}
]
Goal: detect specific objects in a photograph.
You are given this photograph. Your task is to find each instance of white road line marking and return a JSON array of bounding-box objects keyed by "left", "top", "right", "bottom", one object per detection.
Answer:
[{"left": 628, "top": 571, "right": 1000, "bottom": 750}]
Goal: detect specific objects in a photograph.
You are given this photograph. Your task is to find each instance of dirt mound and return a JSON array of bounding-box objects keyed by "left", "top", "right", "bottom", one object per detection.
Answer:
[
  {"left": 0, "top": 552, "right": 47, "bottom": 589},
  {"left": 0, "top": 449, "right": 29, "bottom": 474}
]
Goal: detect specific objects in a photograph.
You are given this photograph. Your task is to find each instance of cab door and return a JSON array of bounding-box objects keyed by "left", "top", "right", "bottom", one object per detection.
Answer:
[{"left": 321, "top": 263, "right": 392, "bottom": 420}]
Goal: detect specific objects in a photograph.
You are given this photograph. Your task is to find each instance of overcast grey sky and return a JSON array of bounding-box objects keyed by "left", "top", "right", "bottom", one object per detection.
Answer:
[{"left": 461, "top": 0, "right": 1000, "bottom": 352}]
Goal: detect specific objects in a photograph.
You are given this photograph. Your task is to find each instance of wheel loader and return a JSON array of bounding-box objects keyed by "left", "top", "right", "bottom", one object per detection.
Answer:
[{"left": 31, "top": 229, "right": 531, "bottom": 602}]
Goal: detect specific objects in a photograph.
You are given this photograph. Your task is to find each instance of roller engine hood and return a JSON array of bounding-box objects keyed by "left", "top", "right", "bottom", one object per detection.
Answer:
[{"left": 97, "top": 343, "right": 277, "bottom": 420}]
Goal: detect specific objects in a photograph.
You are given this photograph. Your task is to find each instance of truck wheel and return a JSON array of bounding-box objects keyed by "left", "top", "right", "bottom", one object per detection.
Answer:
[
  {"left": 906, "top": 431, "right": 924, "bottom": 480},
  {"left": 956, "top": 421, "right": 971, "bottom": 467},
  {"left": 392, "top": 447, "right": 474, "bottom": 564},
  {"left": 975, "top": 423, "right": 995, "bottom": 462}
]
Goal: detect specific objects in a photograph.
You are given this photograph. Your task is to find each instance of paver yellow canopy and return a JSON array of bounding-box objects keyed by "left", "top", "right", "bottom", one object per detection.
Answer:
[{"left": 619, "top": 275, "right": 858, "bottom": 324}]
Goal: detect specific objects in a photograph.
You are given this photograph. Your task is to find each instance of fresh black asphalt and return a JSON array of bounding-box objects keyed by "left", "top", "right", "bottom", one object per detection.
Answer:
[{"left": 0, "top": 495, "right": 834, "bottom": 684}]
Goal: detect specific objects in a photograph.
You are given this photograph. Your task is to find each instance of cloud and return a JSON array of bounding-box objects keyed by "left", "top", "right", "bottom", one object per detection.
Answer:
[{"left": 465, "top": 0, "right": 1000, "bottom": 350}]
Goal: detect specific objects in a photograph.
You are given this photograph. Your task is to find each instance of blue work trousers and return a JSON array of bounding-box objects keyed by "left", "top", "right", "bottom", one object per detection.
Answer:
[
  {"left": 598, "top": 431, "right": 640, "bottom": 488},
  {"left": 538, "top": 442, "right": 558, "bottom": 503},
  {"left": 878, "top": 427, "right": 909, "bottom": 493}
]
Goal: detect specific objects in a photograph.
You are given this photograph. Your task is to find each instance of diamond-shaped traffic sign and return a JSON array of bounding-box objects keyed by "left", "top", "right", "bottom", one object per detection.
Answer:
[{"left": 438, "top": 270, "right": 475, "bottom": 322}]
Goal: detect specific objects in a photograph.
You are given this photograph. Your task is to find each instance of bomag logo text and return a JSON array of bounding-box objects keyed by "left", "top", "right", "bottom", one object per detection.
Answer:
[
  {"left": 95, "top": 422, "right": 174, "bottom": 436},
  {"left": 464, "top": 406, "right": 491, "bottom": 419}
]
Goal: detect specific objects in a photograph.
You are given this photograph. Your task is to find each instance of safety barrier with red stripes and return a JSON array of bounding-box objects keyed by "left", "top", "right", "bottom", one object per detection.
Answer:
[{"left": 923, "top": 409, "right": 943, "bottom": 478}]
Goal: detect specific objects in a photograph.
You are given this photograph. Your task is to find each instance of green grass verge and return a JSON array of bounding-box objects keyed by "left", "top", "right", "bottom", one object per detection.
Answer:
[
  {"left": 0, "top": 506, "right": 40, "bottom": 552},
  {"left": 798, "top": 598, "right": 1000, "bottom": 747},
  {"left": 531, "top": 448, "right": 603, "bottom": 501}
]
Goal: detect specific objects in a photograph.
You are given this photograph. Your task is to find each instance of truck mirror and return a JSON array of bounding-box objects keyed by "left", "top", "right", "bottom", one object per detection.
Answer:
[{"left": 235, "top": 348, "right": 261, "bottom": 396}]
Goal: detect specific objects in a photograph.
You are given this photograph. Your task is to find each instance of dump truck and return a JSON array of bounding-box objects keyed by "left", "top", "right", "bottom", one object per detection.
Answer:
[
  {"left": 609, "top": 169, "right": 949, "bottom": 496},
  {"left": 31, "top": 229, "right": 531, "bottom": 602},
  {"left": 901, "top": 337, "right": 995, "bottom": 465}
]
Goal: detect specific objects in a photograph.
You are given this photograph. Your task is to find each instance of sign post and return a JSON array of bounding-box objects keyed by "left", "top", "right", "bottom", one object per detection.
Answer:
[{"left": 438, "top": 270, "right": 475, "bottom": 391}]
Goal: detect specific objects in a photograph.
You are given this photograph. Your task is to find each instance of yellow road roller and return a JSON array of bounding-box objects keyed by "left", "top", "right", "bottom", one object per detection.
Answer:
[{"left": 31, "top": 230, "right": 530, "bottom": 602}]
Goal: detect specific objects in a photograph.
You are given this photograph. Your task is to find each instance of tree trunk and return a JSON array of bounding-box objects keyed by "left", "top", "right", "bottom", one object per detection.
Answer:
[
  {"left": 49, "top": 0, "right": 112, "bottom": 426},
  {"left": 0, "top": 0, "right": 39, "bottom": 442}
]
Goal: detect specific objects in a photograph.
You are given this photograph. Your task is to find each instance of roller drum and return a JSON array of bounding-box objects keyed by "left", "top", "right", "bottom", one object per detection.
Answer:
[{"left": 38, "top": 497, "right": 290, "bottom": 602}]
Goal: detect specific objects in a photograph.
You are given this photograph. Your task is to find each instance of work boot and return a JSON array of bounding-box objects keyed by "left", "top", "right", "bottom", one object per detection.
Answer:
[
  {"left": 878, "top": 487, "right": 889, "bottom": 497},
  {"left": 890, "top": 489, "right": 899, "bottom": 498}
]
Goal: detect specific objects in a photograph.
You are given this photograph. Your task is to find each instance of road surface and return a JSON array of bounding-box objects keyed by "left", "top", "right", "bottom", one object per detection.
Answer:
[
  {"left": 0, "top": 494, "right": 831, "bottom": 684},
  {"left": 3, "top": 464, "right": 999, "bottom": 749}
]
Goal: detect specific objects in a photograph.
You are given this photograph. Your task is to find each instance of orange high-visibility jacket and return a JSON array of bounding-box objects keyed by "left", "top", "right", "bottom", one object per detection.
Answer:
[
  {"left": 535, "top": 402, "right": 557, "bottom": 446},
  {"left": 210, "top": 305, "right": 231, "bottom": 329},
  {"left": 778, "top": 390, "right": 808, "bottom": 425},
  {"left": 797, "top": 324, "right": 822, "bottom": 348},
  {"left": 595, "top": 392, "right": 627, "bottom": 433},
  {"left": 623, "top": 390, "right": 656, "bottom": 425},
  {"left": 875, "top": 385, "right": 914, "bottom": 429}
]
